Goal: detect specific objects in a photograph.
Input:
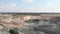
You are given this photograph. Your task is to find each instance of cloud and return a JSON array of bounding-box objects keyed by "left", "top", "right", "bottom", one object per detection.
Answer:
[
  {"left": 0, "top": 3, "right": 43, "bottom": 12},
  {"left": 0, "top": 2, "right": 60, "bottom": 13},
  {"left": 23, "top": 0, "right": 35, "bottom": 4},
  {"left": 0, "top": 3, "right": 17, "bottom": 12},
  {"left": 0, "top": 4, "right": 45, "bottom": 12},
  {"left": 46, "top": 2, "right": 60, "bottom": 12},
  {"left": 8, "top": 3, "right": 16, "bottom": 6}
]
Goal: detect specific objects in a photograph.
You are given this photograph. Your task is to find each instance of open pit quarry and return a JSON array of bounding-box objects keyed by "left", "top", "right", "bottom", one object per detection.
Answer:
[{"left": 0, "top": 14, "right": 60, "bottom": 34}]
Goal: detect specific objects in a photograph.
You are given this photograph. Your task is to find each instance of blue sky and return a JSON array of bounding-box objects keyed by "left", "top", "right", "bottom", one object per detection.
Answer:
[{"left": 0, "top": 0, "right": 60, "bottom": 13}]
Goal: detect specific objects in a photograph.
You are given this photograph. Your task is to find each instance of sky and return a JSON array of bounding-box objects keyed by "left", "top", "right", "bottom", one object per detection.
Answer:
[{"left": 0, "top": 0, "right": 60, "bottom": 13}]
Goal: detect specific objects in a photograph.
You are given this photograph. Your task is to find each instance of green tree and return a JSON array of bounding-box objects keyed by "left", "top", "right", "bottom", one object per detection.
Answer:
[{"left": 9, "top": 29, "right": 19, "bottom": 34}]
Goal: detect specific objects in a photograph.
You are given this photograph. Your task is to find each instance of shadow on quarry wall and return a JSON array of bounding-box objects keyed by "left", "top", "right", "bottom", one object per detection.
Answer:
[{"left": 22, "top": 16, "right": 60, "bottom": 34}]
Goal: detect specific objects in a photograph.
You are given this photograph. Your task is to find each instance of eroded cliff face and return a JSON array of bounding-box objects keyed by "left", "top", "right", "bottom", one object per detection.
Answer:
[
  {"left": 0, "top": 14, "right": 43, "bottom": 34},
  {"left": 19, "top": 16, "right": 60, "bottom": 34},
  {"left": 0, "top": 14, "right": 42, "bottom": 28},
  {"left": 0, "top": 14, "right": 60, "bottom": 34}
]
